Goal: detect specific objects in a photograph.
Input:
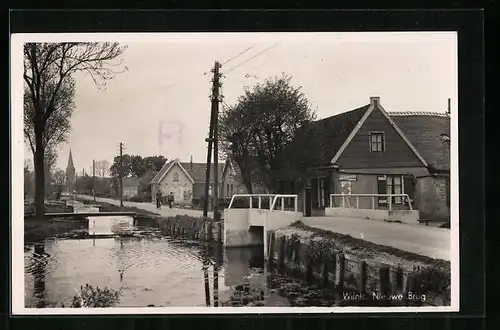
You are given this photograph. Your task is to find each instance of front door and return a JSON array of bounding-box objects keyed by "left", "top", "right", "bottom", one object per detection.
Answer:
[
  {"left": 323, "top": 179, "right": 331, "bottom": 207},
  {"left": 305, "top": 187, "right": 312, "bottom": 217}
]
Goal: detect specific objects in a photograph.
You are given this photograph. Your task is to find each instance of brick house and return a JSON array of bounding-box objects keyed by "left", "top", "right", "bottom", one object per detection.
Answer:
[
  {"left": 150, "top": 158, "right": 224, "bottom": 206},
  {"left": 281, "top": 96, "right": 450, "bottom": 222},
  {"left": 220, "top": 156, "right": 268, "bottom": 201}
]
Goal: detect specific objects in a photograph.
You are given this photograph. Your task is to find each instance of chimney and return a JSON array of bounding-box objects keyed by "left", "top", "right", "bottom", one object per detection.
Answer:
[
  {"left": 370, "top": 96, "right": 380, "bottom": 106},
  {"left": 190, "top": 155, "right": 193, "bottom": 171},
  {"left": 447, "top": 98, "right": 451, "bottom": 115}
]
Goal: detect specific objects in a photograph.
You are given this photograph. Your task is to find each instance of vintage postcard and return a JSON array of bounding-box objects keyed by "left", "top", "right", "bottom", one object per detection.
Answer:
[{"left": 11, "top": 32, "right": 459, "bottom": 314}]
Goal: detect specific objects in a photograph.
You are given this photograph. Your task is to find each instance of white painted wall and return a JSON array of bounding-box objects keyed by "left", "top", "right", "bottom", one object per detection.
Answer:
[
  {"left": 224, "top": 208, "right": 303, "bottom": 257},
  {"left": 156, "top": 163, "right": 193, "bottom": 205},
  {"left": 325, "top": 207, "right": 419, "bottom": 224}
]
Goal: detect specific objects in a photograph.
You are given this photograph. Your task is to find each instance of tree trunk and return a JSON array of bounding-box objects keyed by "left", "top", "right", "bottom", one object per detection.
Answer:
[{"left": 34, "top": 132, "right": 45, "bottom": 221}]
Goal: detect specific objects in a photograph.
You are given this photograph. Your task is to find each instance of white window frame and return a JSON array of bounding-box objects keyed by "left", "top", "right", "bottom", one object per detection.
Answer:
[{"left": 369, "top": 131, "right": 385, "bottom": 152}]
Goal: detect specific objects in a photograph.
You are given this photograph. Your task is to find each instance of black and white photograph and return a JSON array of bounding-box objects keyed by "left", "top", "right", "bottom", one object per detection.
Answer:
[{"left": 11, "top": 32, "right": 458, "bottom": 314}]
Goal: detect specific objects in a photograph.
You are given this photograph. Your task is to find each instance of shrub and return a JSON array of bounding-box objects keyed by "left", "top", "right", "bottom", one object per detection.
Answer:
[
  {"left": 129, "top": 195, "right": 144, "bottom": 203},
  {"left": 70, "top": 284, "right": 121, "bottom": 308}
]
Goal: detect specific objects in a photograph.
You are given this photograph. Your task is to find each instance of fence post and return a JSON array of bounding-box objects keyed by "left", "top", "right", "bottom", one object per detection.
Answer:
[
  {"left": 294, "top": 196, "right": 298, "bottom": 212},
  {"left": 342, "top": 195, "right": 345, "bottom": 208},
  {"left": 337, "top": 253, "right": 346, "bottom": 291},
  {"left": 249, "top": 196, "right": 252, "bottom": 209},
  {"left": 258, "top": 196, "right": 262, "bottom": 209},
  {"left": 372, "top": 196, "right": 375, "bottom": 209},
  {"left": 269, "top": 196, "right": 273, "bottom": 210},
  {"left": 281, "top": 197, "right": 285, "bottom": 211},
  {"left": 388, "top": 195, "right": 392, "bottom": 211},
  {"left": 356, "top": 196, "right": 359, "bottom": 209}
]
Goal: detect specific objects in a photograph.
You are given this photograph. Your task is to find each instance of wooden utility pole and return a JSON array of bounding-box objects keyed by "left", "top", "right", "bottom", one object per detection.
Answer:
[
  {"left": 203, "top": 61, "right": 221, "bottom": 218},
  {"left": 213, "top": 61, "right": 221, "bottom": 224},
  {"left": 119, "top": 142, "right": 124, "bottom": 208},
  {"left": 92, "top": 160, "right": 96, "bottom": 202}
]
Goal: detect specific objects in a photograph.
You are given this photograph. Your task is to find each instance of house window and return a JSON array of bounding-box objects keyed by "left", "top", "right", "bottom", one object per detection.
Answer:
[
  {"left": 226, "top": 184, "right": 230, "bottom": 197},
  {"left": 173, "top": 172, "right": 179, "bottom": 182},
  {"left": 230, "top": 184, "right": 234, "bottom": 197},
  {"left": 369, "top": 132, "right": 385, "bottom": 152}
]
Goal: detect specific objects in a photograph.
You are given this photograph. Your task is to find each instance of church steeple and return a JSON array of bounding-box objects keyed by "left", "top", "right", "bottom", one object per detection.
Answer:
[
  {"left": 66, "top": 149, "right": 76, "bottom": 193},
  {"left": 67, "top": 150, "right": 75, "bottom": 170}
]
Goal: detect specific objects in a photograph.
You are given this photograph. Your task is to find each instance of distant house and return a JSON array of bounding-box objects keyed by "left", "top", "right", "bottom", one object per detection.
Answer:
[
  {"left": 110, "top": 176, "right": 140, "bottom": 198},
  {"left": 220, "top": 156, "right": 268, "bottom": 200},
  {"left": 150, "top": 158, "right": 224, "bottom": 206},
  {"left": 281, "top": 96, "right": 450, "bottom": 222},
  {"left": 122, "top": 177, "right": 140, "bottom": 197}
]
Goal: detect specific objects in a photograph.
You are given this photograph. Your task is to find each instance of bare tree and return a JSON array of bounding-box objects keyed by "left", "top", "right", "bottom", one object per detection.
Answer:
[
  {"left": 95, "top": 160, "right": 110, "bottom": 177},
  {"left": 24, "top": 42, "right": 127, "bottom": 220}
]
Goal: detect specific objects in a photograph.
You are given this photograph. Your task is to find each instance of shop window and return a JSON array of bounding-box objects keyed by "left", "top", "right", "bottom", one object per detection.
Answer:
[
  {"left": 370, "top": 132, "right": 385, "bottom": 152},
  {"left": 386, "top": 175, "right": 402, "bottom": 203},
  {"left": 378, "top": 175, "right": 404, "bottom": 205}
]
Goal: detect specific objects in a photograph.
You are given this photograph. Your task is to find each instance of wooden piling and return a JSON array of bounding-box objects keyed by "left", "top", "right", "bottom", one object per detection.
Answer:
[{"left": 337, "top": 253, "right": 346, "bottom": 292}]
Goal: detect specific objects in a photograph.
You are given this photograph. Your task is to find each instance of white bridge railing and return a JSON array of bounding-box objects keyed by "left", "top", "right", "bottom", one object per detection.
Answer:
[
  {"left": 329, "top": 193, "right": 413, "bottom": 211},
  {"left": 227, "top": 194, "right": 299, "bottom": 212}
]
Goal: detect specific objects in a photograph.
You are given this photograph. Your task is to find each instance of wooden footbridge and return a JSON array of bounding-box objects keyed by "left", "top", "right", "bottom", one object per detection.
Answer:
[{"left": 44, "top": 211, "right": 139, "bottom": 218}]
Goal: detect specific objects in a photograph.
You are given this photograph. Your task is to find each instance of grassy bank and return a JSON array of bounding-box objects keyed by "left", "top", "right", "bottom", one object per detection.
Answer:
[
  {"left": 270, "top": 222, "right": 451, "bottom": 305},
  {"left": 291, "top": 221, "right": 450, "bottom": 270},
  {"left": 25, "top": 217, "right": 89, "bottom": 243}
]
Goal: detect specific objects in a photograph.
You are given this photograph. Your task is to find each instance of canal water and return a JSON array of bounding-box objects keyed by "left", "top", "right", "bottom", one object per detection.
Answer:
[{"left": 24, "top": 205, "right": 341, "bottom": 308}]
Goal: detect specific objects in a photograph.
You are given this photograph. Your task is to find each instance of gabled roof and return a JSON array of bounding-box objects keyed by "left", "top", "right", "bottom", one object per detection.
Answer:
[
  {"left": 330, "top": 99, "right": 428, "bottom": 167},
  {"left": 284, "top": 97, "right": 449, "bottom": 174},
  {"left": 151, "top": 159, "right": 224, "bottom": 184},
  {"left": 222, "top": 155, "right": 243, "bottom": 178},
  {"left": 390, "top": 112, "right": 450, "bottom": 172},
  {"left": 179, "top": 161, "right": 224, "bottom": 183},
  {"left": 283, "top": 104, "right": 369, "bottom": 169}
]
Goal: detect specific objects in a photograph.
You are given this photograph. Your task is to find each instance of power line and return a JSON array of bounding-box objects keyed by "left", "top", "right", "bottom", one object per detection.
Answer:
[
  {"left": 83, "top": 68, "right": 212, "bottom": 110},
  {"left": 222, "top": 45, "right": 255, "bottom": 65},
  {"left": 225, "top": 43, "right": 279, "bottom": 75}
]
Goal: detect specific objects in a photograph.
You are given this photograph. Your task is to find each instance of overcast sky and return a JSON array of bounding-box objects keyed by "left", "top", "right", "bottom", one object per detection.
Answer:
[{"left": 20, "top": 32, "right": 457, "bottom": 174}]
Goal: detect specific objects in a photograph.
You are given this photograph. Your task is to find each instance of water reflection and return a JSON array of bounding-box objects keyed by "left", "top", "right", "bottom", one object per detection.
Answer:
[
  {"left": 33, "top": 244, "right": 46, "bottom": 308},
  {"left": 24, "top": 215, "right": 340, "bottom": 308}
]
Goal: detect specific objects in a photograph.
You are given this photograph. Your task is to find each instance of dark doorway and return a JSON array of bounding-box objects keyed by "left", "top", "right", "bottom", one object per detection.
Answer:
[
  {"left": 248, "top": 225, "right": 264, "bottom": 246},
  {"left": 305, "top": 187, "right": 312, "bottom": 217}
]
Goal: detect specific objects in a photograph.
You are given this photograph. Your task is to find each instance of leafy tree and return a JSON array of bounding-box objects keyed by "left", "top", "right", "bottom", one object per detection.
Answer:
[
  {"left": 74, "top": 175, "right": 94, "bottom": 194},
  {"left": 52, "top": 168, "right": 66, "bottom": 198},
  {"left": 143, "top": 155, "right": 167, "bottom": 172},
  {"left": 110, "top": 154, "right": 134, "bottom": 178},
  {"left": 220, "top": 74, "right": 316, "bottom": 192},
  {"left": 131, "top": 155, "right": 146, "bottom": 177},
  {"left": 138, "top": 169, "right": 156, "bottom": 199},
  {"left": 44, "top": 147, "right": 58, "bottom": 198},
  {"left": 24, "top": 42, "right": 127, "bottom": 220},
  {"left": 110, "top": 154, "right": 167, "bottom": 178}
]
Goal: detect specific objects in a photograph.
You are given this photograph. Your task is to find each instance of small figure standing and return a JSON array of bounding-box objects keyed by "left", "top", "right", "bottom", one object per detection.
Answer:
[
  {"left": 156, "top": 190, "right": 162, "bottom": 209},
  {"left": 168, "top": 192, "right": 174, "bottom": 208}
]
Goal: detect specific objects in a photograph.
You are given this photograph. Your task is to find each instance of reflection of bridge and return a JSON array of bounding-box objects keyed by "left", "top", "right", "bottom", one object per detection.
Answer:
[{"left": 44, "top": 212, "right": 139, "bottom": 218}]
